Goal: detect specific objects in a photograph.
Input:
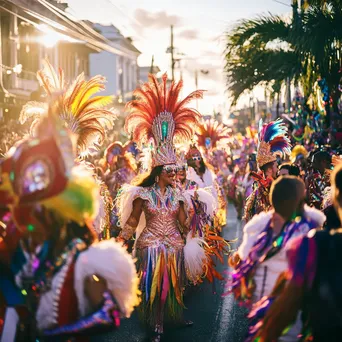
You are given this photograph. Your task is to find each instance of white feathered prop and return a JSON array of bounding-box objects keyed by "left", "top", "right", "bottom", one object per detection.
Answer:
[
  {"left": 115, "top": 184, "right": 146, "bottom": 242},
  {"left": 74, "top": 239, "right": 140, "bottom": 318},
  {"left": 184, "top": 232, "right": 208, "bottom": 283}
]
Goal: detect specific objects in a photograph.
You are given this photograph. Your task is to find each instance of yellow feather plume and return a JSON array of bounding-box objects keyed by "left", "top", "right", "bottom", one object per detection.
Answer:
[{"left": 20, "top": 60, "right": 116, "bottom": 154}]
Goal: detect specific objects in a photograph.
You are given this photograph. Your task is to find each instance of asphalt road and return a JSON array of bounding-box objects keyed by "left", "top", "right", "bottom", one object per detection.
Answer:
[{"left": 93, "top": 203, "right": 248, "bottom": 342}]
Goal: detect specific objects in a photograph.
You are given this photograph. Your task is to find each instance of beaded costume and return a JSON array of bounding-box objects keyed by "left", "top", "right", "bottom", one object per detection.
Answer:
[{"left": 117, "top": 74, "right": 208, "bottom": 333}]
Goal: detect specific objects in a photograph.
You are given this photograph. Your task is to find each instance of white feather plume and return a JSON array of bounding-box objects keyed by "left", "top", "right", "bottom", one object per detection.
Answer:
[
  {"left": 184, "top": 232, "right": 207, "bottom": 282},
  {"left": 74, "top": 239, "right": 140, "bottom": 318},
  {"left": 115, "top": 184, "right": 146, "bottom": 242}
]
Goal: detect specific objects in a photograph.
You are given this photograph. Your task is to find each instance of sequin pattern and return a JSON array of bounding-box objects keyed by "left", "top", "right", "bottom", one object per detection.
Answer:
[{"left": 136, "top": 185, "right": 184, "bottom": 250}]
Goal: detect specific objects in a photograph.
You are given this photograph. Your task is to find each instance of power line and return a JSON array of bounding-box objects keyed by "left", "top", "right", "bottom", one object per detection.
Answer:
[
  {"left": 272, "top": 0, "right": 291, "bottom": 7},
  {"left": 103, "top": 0, "right": 148, "bottom": 42}
]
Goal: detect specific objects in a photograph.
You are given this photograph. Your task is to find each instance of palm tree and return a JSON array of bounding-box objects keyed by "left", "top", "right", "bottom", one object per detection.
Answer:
[
  {"left": 224, "top": 15, "right": 301, "bottom": 108},
  {"left": 224, "top": 1, "right": 342, "bottom": 125}
]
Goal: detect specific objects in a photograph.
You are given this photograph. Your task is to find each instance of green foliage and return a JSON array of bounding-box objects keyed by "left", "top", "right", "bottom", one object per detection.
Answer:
[{"left": 224, "top": 2, "right": 342, "bottom": 111}]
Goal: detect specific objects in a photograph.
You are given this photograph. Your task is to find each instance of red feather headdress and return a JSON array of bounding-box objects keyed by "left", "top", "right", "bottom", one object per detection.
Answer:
[
  {"left": 125, "top": 74, "right": 203, "bottom": 167},
  {"left": 196, "top": 119, "right": 230, "bottom": 150}
]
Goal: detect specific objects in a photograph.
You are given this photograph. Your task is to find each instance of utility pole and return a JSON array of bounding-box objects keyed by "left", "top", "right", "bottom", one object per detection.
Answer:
[
  {"left": 170, "top": 25, "right": 175, "bottom": 81},
  {"left": 150, "top": 55, "right": 154, "bottom": 74},
  {"left": 195, "top": 70, "right": 198, "bottom": 109}
]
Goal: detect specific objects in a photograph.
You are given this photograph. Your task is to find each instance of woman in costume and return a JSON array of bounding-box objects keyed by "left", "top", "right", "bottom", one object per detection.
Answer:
[
  {"left": 0, "top": 107, "right": 140, "bottom": 341},
  {"left": 243, "top": 119, "right": 291, "bottom": 223},
  {"left": 116, "top": 74, "right": 205, "bottom": 341},
  {"left": 250, "top": 163, "right": 342, "bottom": 342},
  {"left": 104, "top": 141, "right": 137, "bottom": 199}
]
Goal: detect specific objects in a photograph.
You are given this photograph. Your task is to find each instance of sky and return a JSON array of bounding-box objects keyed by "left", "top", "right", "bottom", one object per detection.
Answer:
[{"left": 67, "top": 0, "right": 291, "bottom": 114}]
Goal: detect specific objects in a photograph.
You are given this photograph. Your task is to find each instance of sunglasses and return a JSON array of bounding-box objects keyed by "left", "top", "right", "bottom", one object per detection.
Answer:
[
  {"left": 192, "top": 156, "right": 202, "bottom": 161},
  {"left": 163, "top": 165, "right": 178, "bottom": 174}
]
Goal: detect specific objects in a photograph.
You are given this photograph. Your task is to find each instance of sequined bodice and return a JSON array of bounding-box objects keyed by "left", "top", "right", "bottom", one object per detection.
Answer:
[{"left": 136, "top": 186, "right": 184, "bottom": 250}]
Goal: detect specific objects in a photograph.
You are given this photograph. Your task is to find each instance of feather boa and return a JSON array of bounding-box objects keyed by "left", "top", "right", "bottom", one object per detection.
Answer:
[
  {"left": 238, "top": 206, "right": 325, "bottom": 261},
  {"left": 74, "top": 239, "right": 140, "bottom": 318},
  {"left": 184, "top": 232, "right": 207, "bottom": 282},
  {"left": 238, "top": 211, "right": 273, "bottom": 261}
]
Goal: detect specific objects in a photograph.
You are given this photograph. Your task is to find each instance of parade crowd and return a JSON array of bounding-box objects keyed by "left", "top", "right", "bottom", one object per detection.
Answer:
[{"left": 0, "top": 62, "right": 341, "bottom": 342}]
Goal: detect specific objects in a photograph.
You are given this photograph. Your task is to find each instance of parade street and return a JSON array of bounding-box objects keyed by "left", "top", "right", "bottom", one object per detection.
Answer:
[{"left": 95, "top": 203, "right": 248, "bottom": 342}]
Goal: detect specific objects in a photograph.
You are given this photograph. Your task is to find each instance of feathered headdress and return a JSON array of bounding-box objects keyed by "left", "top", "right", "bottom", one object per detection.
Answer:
[
  {"left": 0, "top": 100, "right": 99, "bottom": 228},
  {"left": 105, "top": 141, "right": 124, "bottom": 165},
  {"left": 196, "top": 119, "right": 230, "bottom": 150},
  {"left": 125, "top": 73, "right": 203, "bottom": 167},
  {"left": 257, "top": 119, "right": 291, "bottom": 168},
  {"left": 19, "top": 60, "right": 116, "bottom": 155},
  {"left": 290, "top": 145, "right": 308, "bottom": 163}
]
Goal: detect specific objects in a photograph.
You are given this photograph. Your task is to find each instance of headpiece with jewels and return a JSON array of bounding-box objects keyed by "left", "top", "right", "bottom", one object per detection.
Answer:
[
  {"left": 19, "top": 60, "right": 116, "bottom": 155},
  {"left": 125, "top": 74, "right": 203, "bottom": 168},
  {"left": 256, "top": 119, "right": 291, "bottom": 168}
]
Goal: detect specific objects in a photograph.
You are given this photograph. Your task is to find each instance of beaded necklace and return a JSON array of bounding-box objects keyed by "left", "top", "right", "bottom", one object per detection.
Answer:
[{"left": 151, "top": 184, "right": 175, "bottom": 209}]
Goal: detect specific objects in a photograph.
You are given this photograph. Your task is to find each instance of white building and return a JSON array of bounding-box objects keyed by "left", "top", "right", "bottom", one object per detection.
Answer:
[{"left": 89, "top": 24, "right": 140, "bottom": 104}]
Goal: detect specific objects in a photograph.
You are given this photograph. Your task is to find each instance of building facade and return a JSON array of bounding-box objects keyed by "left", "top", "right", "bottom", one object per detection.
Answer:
[
  {"left": 89, "top": 24, "right": 140, "bottom": 105},
  {"left": 0, "top": 0, "right": 117, "bottom": 121}
]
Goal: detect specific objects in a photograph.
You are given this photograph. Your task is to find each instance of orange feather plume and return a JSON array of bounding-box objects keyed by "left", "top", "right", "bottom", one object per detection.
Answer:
[
  {"left": 125, "top": 73, "right": 204, "bottom": 145},
  {"left": 196, "top": 119, "right": 230, "bottom": 149}
]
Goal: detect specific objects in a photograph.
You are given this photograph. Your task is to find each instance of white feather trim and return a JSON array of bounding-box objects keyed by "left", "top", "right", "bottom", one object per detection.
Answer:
[
  {"left": 238, "top": 211, "right": 273, "bottom": 261},
  {"left": 196, "top": 188, "right": 217, "bottom": 216},
  {"left": 186, "top": 167, "right": 216, "bottom": 188},
  {"left": 74, "top": 239, "right": 140, "bottom": 318},
  {"left": 181, "top": 189, "right": 217, "bottom": 218},
  {"left": 303, "top": 204, "right": 326, "bottom": 227},
  {"left": 115, "top": 184, "right": 146, "bottom": 241},
  {"left": 184, "top": 232, "right": 207, "bottom": 282}
]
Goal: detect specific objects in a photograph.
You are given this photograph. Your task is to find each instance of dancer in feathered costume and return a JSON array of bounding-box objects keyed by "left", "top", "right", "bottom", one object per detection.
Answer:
[
  {"left": 19, "top": 60, "right": 117, "bottom": 238},
  {"left": 227, "top": 176, "right": 325, "bottom": 342},
  {"left": 104, "top": 141, "right": 137, "bottom": 199},
  {"left": 0, "top": 102, "right": 140, "bottom": 341},
  {"left": 116, "top": 74, "right": 207, "bottom": 341},
  {"left": 249, "top": 164, "right": 342, "bottom": 342},
  {"left": 185, "top": 121, "right": 232, "bottom": 283},
  {"left": 243, "top": 119, "right": 291, "bottom": 223},
  {"left": 103, "top": 141, "right": 138, "bottom": 238},
  {"left": 186, "top": 120, "right": 230, "bottom": 228},
  {"left": 195, "top": 119, "right": 230, "bottom": 227}
]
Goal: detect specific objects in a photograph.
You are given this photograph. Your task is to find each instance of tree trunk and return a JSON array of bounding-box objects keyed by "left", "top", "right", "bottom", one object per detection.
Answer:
[{"left": 276, "top": 93, "right": 280, "bottom": 118}]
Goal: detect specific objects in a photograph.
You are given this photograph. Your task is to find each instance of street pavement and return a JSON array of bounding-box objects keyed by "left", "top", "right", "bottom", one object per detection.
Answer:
[{"left": 94, "top": 203, "right": 248, "bottom": 342}]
